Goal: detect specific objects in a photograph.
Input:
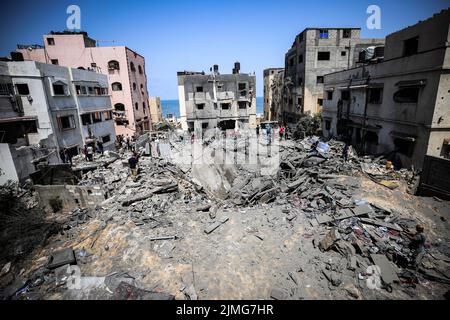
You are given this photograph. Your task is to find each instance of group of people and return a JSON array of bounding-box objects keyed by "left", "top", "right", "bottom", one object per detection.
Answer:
[
  {"left": 255, "top": 123, "right": 287, "bottom": 144},
  {"left": 83, "top": 139, "right": 104, "bottom": 162},
  {"left": 116, "top": 134, "right": 135, "bottom": 152}
]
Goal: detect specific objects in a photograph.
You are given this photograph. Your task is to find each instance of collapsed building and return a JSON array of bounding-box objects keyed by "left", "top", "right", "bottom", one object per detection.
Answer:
[
  {"left": 177, "top": 63, "right": 257, "bottom": 132},
  {"left": 279, "top": 28, "right": 384, "bottom": 123},
  {"left": 148, "top": 96, "right": 163, "bottom": 124},
  {"left": 0, "top": 60, "right": 116, "bottom": 184},
  {"left": 15, "top": 31, "right": 152, "bottom": 135},
  {"left": 322, "top": 8, "right": 450, "bottom": 170},
  {"left": 263, "top": 68, "right": 284, "bottom": 121}
]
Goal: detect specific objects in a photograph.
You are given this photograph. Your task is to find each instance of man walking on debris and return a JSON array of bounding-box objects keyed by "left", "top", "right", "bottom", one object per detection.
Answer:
[
  {"left": 128, "top": 152, "right": 139, "bottom": 181},
  {"left": 407, "top": 224, "right": 426, "bottom": 269},
  {"left": 266, "top": 124, "right": 272, "bottom": 144}
]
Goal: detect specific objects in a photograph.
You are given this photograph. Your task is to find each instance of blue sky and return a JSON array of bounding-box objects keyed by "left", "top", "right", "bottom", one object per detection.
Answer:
[{"left": 0, "top": 0, "right": 448, "bottom": 99}]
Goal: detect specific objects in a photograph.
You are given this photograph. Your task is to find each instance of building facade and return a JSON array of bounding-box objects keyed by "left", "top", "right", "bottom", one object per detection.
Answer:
[
  {"left": 263, "top": 68, "right": 284, "bottom": 121},
  {"left": 16, "top": 31, "right": 151, "bottom": 137},
  {"left": 149, "top": 96, "right": 163, "bottom": 123},
  {"left": 281, "top": 28, "right": 384, "bottom": 123},
  {"left": 322, "top": 9, "right": 450, "bottom": 169},
  {"left": 177, "top": 63, "right": 257, "bottom": 132},
  {"left": 0, "top": 60, "right": 116, "bottom": 182}
]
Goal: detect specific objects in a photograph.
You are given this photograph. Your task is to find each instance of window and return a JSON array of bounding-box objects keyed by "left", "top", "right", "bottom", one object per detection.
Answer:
[
  {"left": 130, "top": 62, "right": 136, "bottom": 72},
  {"left": 108, "top": 60, "right": 120, "bottom": 70},
  {"left": 114, "top": 103, "right": 125, "bottom": 111},
  {"left": 221, "top": 103, "right": 230, "bottom": 110},
  {"left": 142, "top": 102, "right": 146, "bottom": 110},
  {"left": 51, "top": 59, "right": 59, "bottom": 65},
  {"left": 47, "top": 38, "right": 55, "bottom": 45},
  {"left": 325, "top": 120, "right": 331, "bottom": 130},
  {"left": 318, "top": 98, "right": 323, "bottom": 106},
  {"left": 135, "top": 102, "right": 139, "bottom": 110},
  {"left": 102, "top": 135, "right": 111, "bottom": 143},
  {"left": 0, "top": 83, "right": 13, "bottom": 96},
  {"left": 298, "top": 54, "right": 303, "bottom": 63},
  {"left": 289, "top": 57, "right": 295, "bottom": 67},
  {"left": 327, "top": 91, "right": 333, "bottom": 100},
  {"left": 91, "top": 63, "right": 97, "bottom": 68},
  {"left": 341, "top": 51, "right": 347, "bottom": 56},
  {"left": 394, "top": 138, "right": 415, "bottom": 157},
  {"left": 238, "top": 101, "right": 247, "bottom": 109},
  {"left": 58, "top": 115, "right": 75, "bottom": 131},
  {"left": 368, "top": 87, "right": 383, "bottom": 104},
  {"left": 297, "top": 97, "right": 302, "bottom": 106},
  {"left": 404, "top": 36, "right": 419, "bottom": 56},
  {"left": 316, "top": 76, "right": 324, "bottom": 84},
  {"left": 341, "top": 90, "right": 350, "bottom": 100},
  {"left": 88, "top": 87, "right": 94, "bottom": 95},
  {"left": 196, "top": 86, "right": 203, "bottom": 93},
  {"left": 103, "top": 111, "right": 113, "bottom": 120},
  {"left": 196, "top": 103, "right": 205, "bottom": 110},
  {"left": 81, "top": 114, "right": 92, "bottom": 125},
  {"left": 92, "top": 112, "right": 102, "bottom": 123},
  {"left": 138, "top": 65, "right": 143, "bottom": 74},
  {"left": 112, "top": 82, "right": 122, "bottom": 91},
  {"left": 343, "top": 29, "right": 351, "bottom": 38},
  {"left": 133, "top": 83, "right": 137, "bottom": 91},
  {"left": 53, "top": 84, "right": 65, "bottom": 95},
  {"left": 16, "top": 83, "right": 29, "bottom": 95},
  {"left": 393, "top": 87, "right": 420, "bottom": 103},
  {"left": 201, "top": 123, "right": 208, "bottom": 129},
  {"left": 319, "top": 29, "right": 329, "bottom": 39},
  {"left": 318, "top": 52, "right": 330, "bottom": 61},
  {"left": 238, "top": 83, "right": 246, "bottom": 91}
]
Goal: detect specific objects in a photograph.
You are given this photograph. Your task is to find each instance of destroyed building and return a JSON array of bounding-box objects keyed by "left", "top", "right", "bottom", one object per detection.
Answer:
[
  {"left": 263, "top": 68, "right": 284, "bottom": 121},
  {"left": 148, "top": 96, "right": 163, "bottom": 124},
  {"left": 0, "top": 60, "right": 116, "bottom": 184},
  {"left": 280, "top": 28, "right": 385, "bottom": 123},
  {"left": 16, "top": 31, "right": 152, "bottom": 136},
  {"left": 322, "top": 8, "right": 450, "bottom": 169},
  {"left": 177, "top": 63, "right": 257, "bottom": 132}
]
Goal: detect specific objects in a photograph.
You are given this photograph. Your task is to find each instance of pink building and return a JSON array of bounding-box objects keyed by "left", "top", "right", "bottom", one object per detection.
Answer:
[{"left": 17, "top": 31, "right": 152, "bottom": 137}]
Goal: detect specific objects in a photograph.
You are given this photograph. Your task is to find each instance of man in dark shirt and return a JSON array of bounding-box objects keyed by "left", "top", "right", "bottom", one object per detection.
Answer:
[
  {"left": 128, "top": 152, "right": 139, "bottom": 181},
  {"left": 407, "top": 224, "right": 426, "bottom": 269}
]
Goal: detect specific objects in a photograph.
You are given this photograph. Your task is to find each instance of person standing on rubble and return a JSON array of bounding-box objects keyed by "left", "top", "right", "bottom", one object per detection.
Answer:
[
  {"left": 97, "top": 140, "right": 104, "bottom": 156},
  {"left": 407, "top": 224, "right": 426, "bottom": 269},
  {"left": 343, "top": 142, "right": 349, "bottom": 162},
  {"left": 86, "top": 144, "right": 94, "bottom": 161},
  {"left": 266, "top": 124, "right": 272, "bottom": 144},
  {"left": 128, "top": 152, "right": 139, "bottom": 181},
  {"left": 256, "top": 125, "right": 260, "bottom": 139},
  {"left": 126, "top": 136, "right": 131, "bottom": 151},
  {"left": 279, "top": 125, "right": 285, "bottom": 141}
]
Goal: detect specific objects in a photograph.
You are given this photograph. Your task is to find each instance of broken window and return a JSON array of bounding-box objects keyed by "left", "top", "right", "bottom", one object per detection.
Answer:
[
  {"left": 341, "top": 51, "right": 347, "bottom": 56},
  {"left": 103, "top": 111, "right": 113, "bottom": 120},
  {"left": 318, "top": 51, "right": 330, "bottom": 61},
  {"left": 108, "top": 60, "right": 120, "bottom": 70},
  {"left": 297, "top": 97, "right": 302, "bottom": 106},
  {"left": 327, "top": 91, "right": 333, "bottom": 100},
  {"left": 319, "top": 29, "right": 329, "bottom": 39},
  {"left": 0, "top": 83, "right": 13, "bottom": 96},
  {"left": 368, "top": 87, "right": 383, "bottom": 104},
  {"left": 16, "top": 83, "right": 29, "bottom": 95},
  {"left": 88, "top": 87, "right": 94, "bottom": 95},
  {"left": 393, "top": 87, "right": 420, "bottom": 103},
  {"left": 51, "top": 59, "right": 59, "bottom": 65},
  {"left": 135, "top": 102, "right": 139, "bottom": 110},
  {"left": 394, "top": 138, "right": 415, "bottom": 157},
  {"left": 91, "top": 63, "right": 97, "bottom": 68},
  {"left": 404, "top": 36, "right": 419, "bottom": 56},
  {"left": 53, "top": 84, "right": 65, "bottom": 95},
  {"left": 238, "top": 83, "right": 246, "bottom": 91},
  {"left": 138, "top": 65, "right": 143, "bottom": 74},
  {"left": 114, "top": 103, "right": 125, "bottom": 111},
  {"left": 58, "top": 115, "right": 75, "bottom": 131},
  {"left": 133, "top": 83, "right": 137, "bottom": 91},
  {"left": 341, "top": 90, "right": 350, "bottom": 100},
  {"left": 130, "top": 62, "right": 136, "bottom": 72},
  {"left": 202, "top": 123, "right": 208, "bottom": 129},
  {"left": 142, "top": 102, "right": 146, "bottom": 110},
  {"left": 112, "top": 82, "right": 122, "bottom": 91},
  {"left": 102, "top": 134, "right": 111, "bottom": 143},
  {"left": 365, "top": 131, "right": 379, "bottom": 145},
  {"left": 318, "top": 98, "right": 323, "bottom": 106},
  {"left": 81, "top": 114, "right": 92, "bottom": 125},
  {"left": 47, "top": 37, "right": 55, "bottom": 45},
  {"left": 343, "top": 29, "right": 351, "bottom": 38},
  {"left": 316, "top": 76, "right": 324, "bottom": 84},
  {"left": 221, "top": 103, "right": 231, "bottom": 110},
  {"left": 298, "top": 54, "right": 303, "bottom": 63},
  {"left": 196, "top": 86, "right": 203, "bottom": 93},
  {"left": 289, "top": 57, "right": 295, "bottom": 67},
  {"left": 238, "top": 101, "right": 247, "bottom": 109},
  {"left": 196, "top": 103, "right": 205, "bottom": 110},
  {"left": 92, "top": 112, "right": 102, "bottom": 123}
]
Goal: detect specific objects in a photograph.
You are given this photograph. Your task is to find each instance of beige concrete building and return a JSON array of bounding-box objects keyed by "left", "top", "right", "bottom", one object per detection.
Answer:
[
  {"left": 263, "top": 68, "right": 284, "bottom": 121},
  {"left": 149, "top": 96, "right": 163, "bottom": 123},
  {"left": 177, "top": 63, "right": 257, "bottom": 132},
  {"left": 322, "top": 8, "right": 450, "bottom": 169},
  {"left": 282, "top": 28, "right": 384, "bottom": 123}
]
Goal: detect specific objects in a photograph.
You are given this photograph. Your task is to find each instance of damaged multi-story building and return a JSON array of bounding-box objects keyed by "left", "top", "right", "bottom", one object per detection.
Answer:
[
  {"left": 16, "top": 31, "right": 151, "bottom": 136},
  {"left": 263, "top": 68, "right": 284, "bottom": 121},
  {"left": 322, "top": 8, "right": 450, "bottom": 169},
  {"left": 177, "top": 63, "right": 257, "bottom": 132},
  {"left": 280, "top": 28, "right": 384, "bottom": 123},
  {"left": 148, "top": 96, "right": 163, "bottom": 124},
  {"left": 0, "top": 60, "right": 115, "bottom": 184}
]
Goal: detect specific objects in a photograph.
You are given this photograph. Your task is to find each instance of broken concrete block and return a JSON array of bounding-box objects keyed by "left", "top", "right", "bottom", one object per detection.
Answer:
[
  {"left": 270, "top": 288, "right": 286, "bottom": 300},
  {"left": 47, "top": 248, "right": 76, "bottom": 270},
  {"left": 348, "top": 256, "right": 357, "bottom": 271},
  {"left": 343, "top": 283, "right": 361, "bottom": 299},
  {"left": 370, "top": 254, "right": 400, "bottom": 284},
  {"left": 351, "top": 204, "right": 373, "bottom": 217},
  {"left": 319, "top": 229, "right": 339, "bottom": 251}
]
